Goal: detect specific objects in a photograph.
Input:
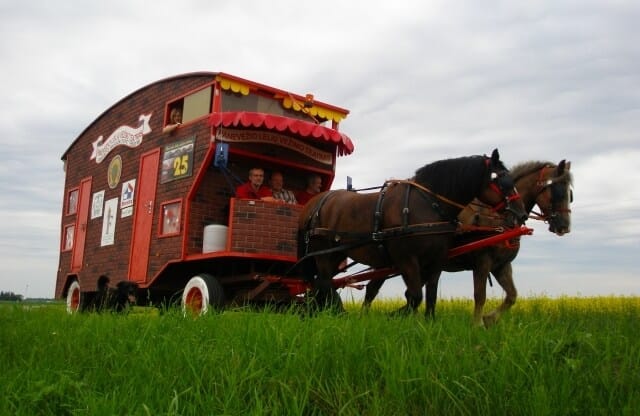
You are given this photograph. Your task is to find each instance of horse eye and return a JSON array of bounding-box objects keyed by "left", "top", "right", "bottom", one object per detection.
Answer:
[{"left": 498, "top": 175, "right": 513, "bottom": 190}]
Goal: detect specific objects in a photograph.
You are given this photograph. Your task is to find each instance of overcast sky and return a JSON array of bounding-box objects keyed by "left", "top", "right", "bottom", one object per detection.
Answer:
[{"left": 1, "top": 1, "right": 638, "bottom": 301}]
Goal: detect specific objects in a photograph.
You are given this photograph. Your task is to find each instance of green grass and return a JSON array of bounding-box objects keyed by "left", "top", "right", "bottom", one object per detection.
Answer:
[{"left": 1, "top": 297, "right": 638, "bottom": 415}]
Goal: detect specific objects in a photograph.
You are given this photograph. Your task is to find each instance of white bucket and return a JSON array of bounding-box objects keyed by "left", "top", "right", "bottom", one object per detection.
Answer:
[{"left": 203, "top": 224, "right": 228, "bottom": 253}]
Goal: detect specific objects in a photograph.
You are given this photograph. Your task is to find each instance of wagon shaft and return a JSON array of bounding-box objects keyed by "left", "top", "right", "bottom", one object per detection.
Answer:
[{"left": 447, "top": 226, "right": 533, "bottom": 258}]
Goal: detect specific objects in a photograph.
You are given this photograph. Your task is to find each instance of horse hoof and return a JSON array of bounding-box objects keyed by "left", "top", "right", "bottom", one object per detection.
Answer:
[
  {"left": 388, "top": 305, "right": 415, "bottom": 317},
  {"left": 473, "top": 319, "right": 486, "bottom": 328},
  {"left": 482, "top": 314, "right": 498, "bottom": 327}
]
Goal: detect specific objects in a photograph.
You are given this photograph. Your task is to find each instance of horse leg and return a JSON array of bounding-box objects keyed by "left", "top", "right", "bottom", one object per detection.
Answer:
[
  {"left": 397, "top": 260, "right": 422, "bottom": 314},
  {"left": 312, "top": 254, "right": 345, "bottom": 313},
  {"left": 483, "top": 262, "right": 516, "bottom": 326},
  {"left": 362, "top": 278, "right": 386, "bottom": 310},
  {"left": 424, "top": 270, "right": 442, "bottom": 319},
  {"left": 472, "top": 263, "right": 491, "bottom": 327}
]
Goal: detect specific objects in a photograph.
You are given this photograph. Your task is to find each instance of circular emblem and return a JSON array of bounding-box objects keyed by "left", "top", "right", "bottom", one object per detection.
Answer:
[{"left": 107, "top": 155, "right": 122, "bottom": 189}]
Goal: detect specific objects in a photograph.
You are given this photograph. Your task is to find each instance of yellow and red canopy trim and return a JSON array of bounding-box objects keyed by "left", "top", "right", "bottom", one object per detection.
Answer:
[
  {"left": 209, "top": 111, "right": 354, "bottom": 156},
  {"left": 281, "top": 96, "right": 346, "bottom": 123},
  {"left": 215, "top": 74, "right": 349, "bottom": 124},
  {"left": 216, "top": 76, "right": 251, "bottom": 96}
]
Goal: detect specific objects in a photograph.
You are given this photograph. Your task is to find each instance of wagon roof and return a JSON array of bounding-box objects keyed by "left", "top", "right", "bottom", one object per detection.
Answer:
[
  {"left": 61, "top": 71, "right": 352, "bottom": 159},
  {"left": 209, "top": 112, "right": 354, "bottom": 156}
]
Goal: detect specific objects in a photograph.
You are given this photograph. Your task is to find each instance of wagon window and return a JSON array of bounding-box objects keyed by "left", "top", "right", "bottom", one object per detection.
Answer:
[
  {"left": 220, "top": 90, "right": 319, "bottom": 124},
  {"left": 165, "top": 86, "right": 213, "bottom": 128},
  {"left": 220, "top": 90, "right": 285, "bottom": 117},
  {"left": 159, "top": 199, "right": 182, "bottom": 237},
  {"left": 66, "top": 188, "right": 79, "bottom": 215},
  {"left": 182, "top": 86, "right": 212, "bottom": 124},
  {"left": 62, "top": 223, "right": 74, "bottom": 251}
]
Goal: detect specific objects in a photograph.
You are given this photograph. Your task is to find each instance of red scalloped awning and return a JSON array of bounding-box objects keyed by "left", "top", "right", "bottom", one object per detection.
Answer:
[{"left": 209, "top": 111, "right": 354, "bottom": 156}]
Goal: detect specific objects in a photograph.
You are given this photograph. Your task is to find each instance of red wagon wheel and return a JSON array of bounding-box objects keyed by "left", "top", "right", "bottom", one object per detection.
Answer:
[
  {"left": 66, "top": 280, "right": 82, "bottom": 314},
  {"left": 182, "top": 274, "right": 225, "bottom": 316}
]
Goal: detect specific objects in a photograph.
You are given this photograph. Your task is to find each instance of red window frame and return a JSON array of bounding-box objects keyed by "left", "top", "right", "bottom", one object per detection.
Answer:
[
  {"left": 159, "top": 198, "right": 182, "bottom": 237},
  {"left": 62, "top": 223, "right": 75, "bottom": 252},
  {"left": 66, "top": 187, "right": 79, "bottom": 216}
]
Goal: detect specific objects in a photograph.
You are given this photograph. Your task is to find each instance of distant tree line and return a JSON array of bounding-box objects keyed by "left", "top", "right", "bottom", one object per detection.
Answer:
[{"left": 0, "top": 291, "right": 23, "bottom": 301}]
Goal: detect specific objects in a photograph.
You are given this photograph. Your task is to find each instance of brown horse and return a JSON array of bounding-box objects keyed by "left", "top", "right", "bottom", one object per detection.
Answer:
[
  {"left": 298, "top": 149, "right": 527, "bottom": 315},
  {"left": 363, "top": 159, "right": 573, "bottom": 325}
]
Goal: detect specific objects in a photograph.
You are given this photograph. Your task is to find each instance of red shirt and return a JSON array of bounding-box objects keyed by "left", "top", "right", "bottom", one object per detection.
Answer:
[
  {"left": 295, "top": 190, "right": 317, "bottom": 205},
  {"left": 235, "top": 182, "right": 272, "bottom": 199}
]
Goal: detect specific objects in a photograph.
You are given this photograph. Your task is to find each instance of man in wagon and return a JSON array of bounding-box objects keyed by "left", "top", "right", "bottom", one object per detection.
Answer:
[
  {"left": 235, "top": 168, "right": 275, "bottom": 201},
  {"left": 296, "top": 173, "right": 322, "bottom": 205},
  {"left": 270, "top": 171, "right": 297, "bottom": 204}
]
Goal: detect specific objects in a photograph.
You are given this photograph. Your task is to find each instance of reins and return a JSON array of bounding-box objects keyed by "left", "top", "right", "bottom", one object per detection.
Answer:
[
  {"left": 385, "top": 179, "right": 469, "bottom": 210},
  {"left": 301, "top": 162, "right": 515, "bottom": 262},
  {"left": 300, "top": 179, "right": 465, "bottom": 261}
]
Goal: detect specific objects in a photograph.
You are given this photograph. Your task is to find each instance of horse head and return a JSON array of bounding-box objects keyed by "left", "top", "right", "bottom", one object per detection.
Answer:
[
  {"left": 477, "top": 149, "right": 528, "bottom": 227},
  {"left": 535, "top": 160, "right": 572, "bottom": 235}
]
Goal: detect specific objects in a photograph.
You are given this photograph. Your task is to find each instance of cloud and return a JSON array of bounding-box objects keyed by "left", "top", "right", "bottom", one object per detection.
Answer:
[{"left": 0, "top": 0, "right": 638, "bottom": 300}]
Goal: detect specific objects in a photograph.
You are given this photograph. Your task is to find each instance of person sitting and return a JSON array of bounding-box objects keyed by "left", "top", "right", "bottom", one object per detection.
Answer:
[
  {"left": 296, "top": 173, "right": 322, "bottom": 205},
  {"left": 235, "top": 168, "right": 275, "bottom": 201},
  {"left": 270, "top": 172, "right": 297, "bottom": 204},
  {"left": 162, "top": 107, "right": 183, "bottom": 133}
]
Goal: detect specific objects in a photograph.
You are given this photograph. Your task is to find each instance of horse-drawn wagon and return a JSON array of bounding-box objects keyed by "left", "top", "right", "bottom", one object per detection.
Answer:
[{"left": 56, "top": 71, "right": 538, "bottom": 317}]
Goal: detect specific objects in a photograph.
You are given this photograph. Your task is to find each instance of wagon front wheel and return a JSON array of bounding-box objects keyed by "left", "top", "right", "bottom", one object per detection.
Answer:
[
  {"left": 182, "top": 274, "right": 225, "bottom": 316},
  {"left": 66, "top": 280, "right": 82, "bottom": 314}
]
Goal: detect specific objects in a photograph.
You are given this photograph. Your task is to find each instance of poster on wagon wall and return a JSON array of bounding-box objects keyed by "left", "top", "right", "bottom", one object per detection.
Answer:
[
  {"left": 101, "top": 197, "right": 118, "bottom": 246},
  {"left": 160, "top": 137, "right": 195, "bottom": 184},
  {"left": 120, "top": 179, "right": 136, "bottom": 218},
  {"left": 91, "top": 190, "right": 105, "bottom": 219}
]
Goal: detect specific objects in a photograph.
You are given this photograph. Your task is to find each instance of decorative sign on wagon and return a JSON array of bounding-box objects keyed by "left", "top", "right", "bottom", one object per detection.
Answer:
[
  {"left": 216, "top": 128, "right": 333, "bottom": 166},
  {"left": 107, "top": 155, "right": 122, "bottom": 189},
  {"left": 161, "top": 137, "right": 195, "bottom": 184},
  {"left": 91, "top": 190, "right": 105, "bottom": 219},
  {"left": 101, "top": 197, "right": 118, "bottom": 246},
  {"left": 90, "top": 113, "right": 152, "bottom": 164},
  {"left": 120, "top": 179, "right": 136, "bottom": 218}
]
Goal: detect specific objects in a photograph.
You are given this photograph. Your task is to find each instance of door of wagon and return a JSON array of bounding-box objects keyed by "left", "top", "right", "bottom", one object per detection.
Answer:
[
  {"left": 128, "top": 149, "right": 160, "bottom": 283},
  {"left": 70, "top": 177, "right": 92, "bottom": 272}
]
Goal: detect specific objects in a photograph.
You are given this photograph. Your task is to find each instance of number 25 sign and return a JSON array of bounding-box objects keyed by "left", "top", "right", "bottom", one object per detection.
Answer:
[{"left": 161, "top": 137, "right": 195, "bottom": 184}]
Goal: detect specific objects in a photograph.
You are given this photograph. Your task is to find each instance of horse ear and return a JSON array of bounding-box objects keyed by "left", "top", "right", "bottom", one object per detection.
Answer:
[
  {"left": 490, "top": 148, "right": 500, "bottom": 164},
  {"left": 557, "top": 159, "right": 567, "bottom": 174}
]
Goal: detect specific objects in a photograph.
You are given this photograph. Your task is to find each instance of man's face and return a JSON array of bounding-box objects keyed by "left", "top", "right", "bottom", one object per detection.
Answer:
[
  {"left": 270, "top": 174, "right": 283, "bottom": 192},
  {"left": 310, "top": 177, "right": 322, "bottom": 193},
  {"left": 250, "top": 169, "right": 264, "bottom": 188}
]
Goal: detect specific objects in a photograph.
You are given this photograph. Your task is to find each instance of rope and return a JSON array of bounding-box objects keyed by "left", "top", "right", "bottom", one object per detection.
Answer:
[{"left": 385, "top": 179, "right": 468, "bottom": 210}]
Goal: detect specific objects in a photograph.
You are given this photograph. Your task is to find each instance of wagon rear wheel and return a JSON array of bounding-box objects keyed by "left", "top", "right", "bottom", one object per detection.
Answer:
[
  {"left": 182, "top": 274, "right": 225, "bottom": 316},
  {"left": 66, "top": 280, "right": 82, "bottom": 314}
]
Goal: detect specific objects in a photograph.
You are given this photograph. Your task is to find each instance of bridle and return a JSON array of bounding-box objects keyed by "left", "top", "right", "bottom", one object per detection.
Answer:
[
  {"left": 482, "top": 155, "right": 523, "bottom": 221},
  {"left": 487, "top": 170, "right": 523, "bottom": 214},
  {"left": 529, "top": 165, "right": 572, "bottom": 223}
]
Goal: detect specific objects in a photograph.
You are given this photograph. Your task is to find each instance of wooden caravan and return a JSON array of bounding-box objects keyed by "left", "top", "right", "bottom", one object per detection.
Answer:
[{"left": 56, "top": 72, "right": 354, "bottom": 313}]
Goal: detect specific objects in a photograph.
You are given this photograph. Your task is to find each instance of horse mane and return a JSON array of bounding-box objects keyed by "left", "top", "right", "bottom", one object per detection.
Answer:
[
  {"left": 511, "top": 160, "right": 573, "bottom": 184},
  {"left": 414, "top": 155, "right": 499, "bottom": 197}
]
